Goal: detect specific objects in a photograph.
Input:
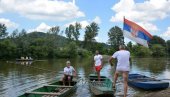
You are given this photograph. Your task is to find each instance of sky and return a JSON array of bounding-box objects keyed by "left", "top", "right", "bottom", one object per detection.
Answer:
[{"left": 0, "top": 0, "right": 170, "bottom": 44}]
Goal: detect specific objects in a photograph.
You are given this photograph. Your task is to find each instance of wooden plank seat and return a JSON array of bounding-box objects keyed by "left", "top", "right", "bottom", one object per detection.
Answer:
[
  {"left": 89, "top": 78, "right": 107, "bottom": 80},
  {"left": 27, "top": 92, "right": 61, "bottom": 95},
  {"left": 90, "top": 81, "right": 105, "bottom": 82},
  {"left": 58, "top": 88, "right": 69, "bottom": 94},
  {"left": 41, "top": 88, "right": 69, "bottom": 97},
  {"left": 45, "top": 85, "right": 73, "bottom": 88},
  {"left": 42, "top": 95, "right": 58, "bottom": 97}
]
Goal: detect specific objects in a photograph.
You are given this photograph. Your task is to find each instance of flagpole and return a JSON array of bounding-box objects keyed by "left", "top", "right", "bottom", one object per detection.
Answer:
[{"left": 123, "top": 16, "right": 125, "bottom": 45}]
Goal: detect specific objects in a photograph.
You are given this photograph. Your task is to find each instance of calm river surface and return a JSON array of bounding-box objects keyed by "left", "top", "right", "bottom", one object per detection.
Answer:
[{"left": 0, "top": 57, "right": 170, "bottom": 97}]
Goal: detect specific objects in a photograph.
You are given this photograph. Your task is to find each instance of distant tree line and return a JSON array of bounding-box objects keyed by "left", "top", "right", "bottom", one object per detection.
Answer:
[{"left": 0, "top": 23, "right": 169, "bottom": 59}]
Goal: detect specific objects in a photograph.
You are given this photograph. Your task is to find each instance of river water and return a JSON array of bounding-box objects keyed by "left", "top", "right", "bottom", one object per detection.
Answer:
[{"left": 0, "top": 57, "right": 170, "bottom": 97}]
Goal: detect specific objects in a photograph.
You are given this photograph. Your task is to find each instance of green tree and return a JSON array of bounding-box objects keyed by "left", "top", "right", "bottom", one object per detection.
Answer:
[
  {"left": 10, "top": 29, "right": 19, "bottom": 38},
  {"left": 84, "top": 22, "right": 99, "bottom": 51},
  {"left": 65, "top": 24, "right": 74, "bottom": 40},
  {"left": 108, "top": 26, "right": 124, "bottom": 50},
  {"left": 65, "top": 23, "right": 81, "bottom": 44},
  {"left": 73, "top": 22, "right": 81, "bottom": 42},
  {"left": 0, "top": 39, "right": 17, "bottom": 59},
  {"left": 127, "top": 41, "right": 133, "bottom": 51},
  {"left": 134, "top": 46, "right": 151, "bottom": 57},
  {"left": 17, "top": 29, "right": 30, "bottom": 56},
  {"left": 151, "top": 44, "right": 166, "bottom": 57},
  {"left": 66, "top": 41, "right": 78, "bottom": 58},
  {"left": 48, "top": 26, "right": 60, "bottom": 48},
  {"left": 150, "top": 35, "right": 166, "bottom": 47},
  {"left": 48, "top": 26, "right": 60, "bottom": 35},
  {"left": 0, "top": 23, "right": 8, "bottom": 39}
]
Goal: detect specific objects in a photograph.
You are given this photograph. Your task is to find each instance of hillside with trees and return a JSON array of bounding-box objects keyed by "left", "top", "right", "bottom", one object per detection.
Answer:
[{"left": 0, "top": 23, "right": 170, "bottom": 60}]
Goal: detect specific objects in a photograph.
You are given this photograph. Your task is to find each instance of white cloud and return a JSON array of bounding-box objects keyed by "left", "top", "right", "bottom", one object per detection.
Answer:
[
  {"left": 93, "top": 16, "right": 101, "bottom": 24},
  {"left": 64, "top": 20, "right": 89, "bottom": 29},
  {"left": 161, "top": 27, "right": 170, "bottom": 38},
  {"left": 28, "top": 22, "right": 51, "bottom": 33},
  {"left": 80, "top": 21, "right": 89, "bottom": 28},
  {"left": 64, "top": 16, "right": 101, "bottom": 29},
  {"left": 0, "top": 0, "right": 85, "bottom": 21},
  {"left": 110, "top": 0, "right": 170, "bottom": 32},
  {"left": 111, "top": 0, "right": 170, "bottom": 22},
  {"left": 0, "top": 18, "right": 18, "bottom": 28}
]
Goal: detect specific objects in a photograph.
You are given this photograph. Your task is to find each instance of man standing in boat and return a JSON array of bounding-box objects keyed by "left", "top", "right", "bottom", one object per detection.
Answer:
[
  {"left": 109, "top": 45, "right": 130, "bottom": 97},
  {"left": 94, "top": 50, "right": 103, "bottom": 81},
  {"left": 63, "top": 61, "right": 76, "bottom": 86}
]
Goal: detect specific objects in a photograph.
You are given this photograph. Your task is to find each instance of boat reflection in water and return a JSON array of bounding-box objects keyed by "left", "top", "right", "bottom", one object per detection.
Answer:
[{"left": 16, "top": 61, "right": 33, "bottom": 66}]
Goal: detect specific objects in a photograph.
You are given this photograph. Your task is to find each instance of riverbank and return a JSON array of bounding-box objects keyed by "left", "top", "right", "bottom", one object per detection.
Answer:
[
  {"left": 144, "top": 88, "right": 170, "bottom": 97},
  {"left": 133, "top": 88, "right": 170, "bottom": 97}
]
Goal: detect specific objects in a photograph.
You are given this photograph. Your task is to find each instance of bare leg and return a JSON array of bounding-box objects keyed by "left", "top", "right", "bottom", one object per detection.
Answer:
[
  {"left": 62, "top": 76, "right": 66, "bottom": 86},
  {"left": 113, "top": 71, "right": 119, "bottom": 87},
  {"left": 68, "top": 76, "right": 71, "bottom": 86},
  {"left": 123, "top": 71, "right": 128, "bottom": 97},
  {"left": 97, "top": 71, "right": 100, "bottom": 81}
]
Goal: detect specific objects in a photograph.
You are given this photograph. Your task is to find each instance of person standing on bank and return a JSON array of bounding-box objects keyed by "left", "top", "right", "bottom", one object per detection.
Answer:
[
  {"left": 63, "top": 61, "right": 76, "bottom": 86},
  {"left": 94, "top": 50, "right": 103, "bottom": 81},
  {"left": 109, "top": 45, "right": 130, "bottom": 97}
]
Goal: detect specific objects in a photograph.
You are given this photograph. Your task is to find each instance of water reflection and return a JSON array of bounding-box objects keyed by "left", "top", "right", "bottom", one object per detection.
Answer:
[
  {"left": 0, "top": 58, "right": 170, "bottom": 97},
  {"left": 15, "top": 61, "right": 33, "bottom": 66}
]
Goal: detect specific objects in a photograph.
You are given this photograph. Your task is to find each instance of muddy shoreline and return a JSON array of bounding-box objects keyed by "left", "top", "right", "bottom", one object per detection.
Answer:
[{"left": 143, "top": 88, "right": 170, "bottom": 97}]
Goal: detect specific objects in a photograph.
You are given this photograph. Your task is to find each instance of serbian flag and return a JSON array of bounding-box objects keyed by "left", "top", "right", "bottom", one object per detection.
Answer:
[{"left": 123, "top": 18, "right": 153, "bottom": 48}]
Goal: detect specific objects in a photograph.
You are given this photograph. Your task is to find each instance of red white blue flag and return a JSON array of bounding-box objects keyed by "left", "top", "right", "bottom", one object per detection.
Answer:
[{"left": 123, "top": 18, "right": 153, "bottom": 47}]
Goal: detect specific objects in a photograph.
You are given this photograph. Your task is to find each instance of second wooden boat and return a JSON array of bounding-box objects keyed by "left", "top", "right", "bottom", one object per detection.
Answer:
[{"left": 88, "top": 74, "right": 114, "bottom": 97}]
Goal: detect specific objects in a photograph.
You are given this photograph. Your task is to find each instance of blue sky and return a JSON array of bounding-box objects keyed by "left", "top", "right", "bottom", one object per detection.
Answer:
[{"left": 0, "top": 0, "right": 170, "bottom": 44}]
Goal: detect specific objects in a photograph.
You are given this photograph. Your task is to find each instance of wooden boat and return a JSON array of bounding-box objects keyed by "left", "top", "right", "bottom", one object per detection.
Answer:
[
  {"left": 88, "top": 74, "right": 114, "bottom": 97},
  {"left": 128, "top": 74, "right": 169, "bottom": 90},
  {"left": 18, "top": 79, "right": 77, "bottom": 97}
]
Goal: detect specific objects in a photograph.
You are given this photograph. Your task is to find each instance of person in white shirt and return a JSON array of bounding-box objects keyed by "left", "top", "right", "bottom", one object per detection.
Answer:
[
  {"left": 62, "top": 61, "right": 76, "bottom": 86},
  {"left": 94, "top": 50, "right": 103, "bottom": 81},
  {"left": 109, "top": 45, "right": 130, "bottom": 97}
]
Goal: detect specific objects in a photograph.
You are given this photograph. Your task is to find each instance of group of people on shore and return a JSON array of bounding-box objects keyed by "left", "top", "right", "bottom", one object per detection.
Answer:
[{"left": 62, "top": 45, "right": 130, "bottom": 97}]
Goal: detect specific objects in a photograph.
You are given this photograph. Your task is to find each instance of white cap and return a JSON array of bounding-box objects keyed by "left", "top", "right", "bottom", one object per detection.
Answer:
[{"left": 66, "top": 61, "right": 70, "bottom": 64}]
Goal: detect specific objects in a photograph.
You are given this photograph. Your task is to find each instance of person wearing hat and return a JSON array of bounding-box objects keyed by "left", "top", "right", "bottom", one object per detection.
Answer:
[{"left": 62, "top": 61, "right": 76, "bottom": 86}]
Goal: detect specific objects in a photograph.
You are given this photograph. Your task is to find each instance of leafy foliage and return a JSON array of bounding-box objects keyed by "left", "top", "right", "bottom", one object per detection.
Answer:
[
  {"left": 0, "top": 23, "right": 8, "bottom": 39},
  {"left": 65, "top": 22, "right": 81, "bottom": 42},
  {"left": 108, "top": 26, "right": 124, "bottom": 50},
  {"left": 150, "top": 35, "right": 166, "bottom": 47},
  {"left": 84, "top": 22, "right": 99, "bottom": 52},
  {"left": 167, "top": 40, "right": 170, "bottom": 56},
  {"left": 151, "top": 44, "right": 166, "bottom": 57}
]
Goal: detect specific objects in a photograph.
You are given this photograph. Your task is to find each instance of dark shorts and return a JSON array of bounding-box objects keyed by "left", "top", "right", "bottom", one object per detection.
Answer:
[{"left": 63, "top": 75, "right": 73, "bottom": 81}]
